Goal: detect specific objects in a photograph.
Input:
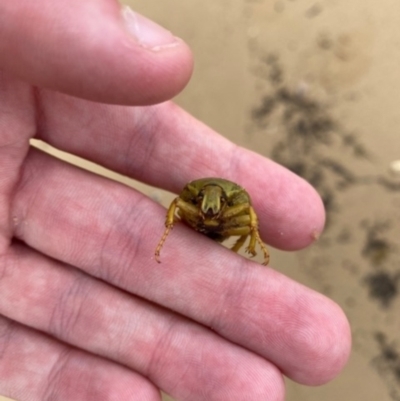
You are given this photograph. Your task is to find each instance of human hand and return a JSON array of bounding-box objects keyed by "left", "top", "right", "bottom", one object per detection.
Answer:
[{"left": 0, "top": 1, "right": 351, "bottom": 401}]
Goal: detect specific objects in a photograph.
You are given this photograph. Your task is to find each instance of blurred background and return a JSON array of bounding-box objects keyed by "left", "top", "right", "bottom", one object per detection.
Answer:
[{"left": 2, "top": 0, "right": 400, "bottom": 400}]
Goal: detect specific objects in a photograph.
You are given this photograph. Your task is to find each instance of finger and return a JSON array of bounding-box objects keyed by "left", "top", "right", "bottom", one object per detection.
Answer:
[
  {"left": 12, "top": 149, "right": 350, "bottom": 385},
  {"left": 36, "top": 91, "right": 325, "bottom": 250},
  {"left": 0, "top": 245, "right": 284, "bottom": 401},
  {"left": 0, "top": 0, "right": 193, "bottom": 104},
  {"left": 0, "top": 316, "right": 160, "bottom": 401}
]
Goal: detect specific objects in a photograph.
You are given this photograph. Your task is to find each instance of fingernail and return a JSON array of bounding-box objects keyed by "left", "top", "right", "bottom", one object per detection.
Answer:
[{"left": 122, "top": 6, "right": 180, "bottom": 51}]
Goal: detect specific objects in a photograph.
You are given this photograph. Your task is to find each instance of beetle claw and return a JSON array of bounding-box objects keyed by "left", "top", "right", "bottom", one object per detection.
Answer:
[{"left": 245, "top": 247, "right": 257, "bottom": 257}]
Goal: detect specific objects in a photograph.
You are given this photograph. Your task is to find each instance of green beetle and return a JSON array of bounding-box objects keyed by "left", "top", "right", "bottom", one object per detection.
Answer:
[{"left": 155, "top": 178, "right": 269, "bottom": 265}]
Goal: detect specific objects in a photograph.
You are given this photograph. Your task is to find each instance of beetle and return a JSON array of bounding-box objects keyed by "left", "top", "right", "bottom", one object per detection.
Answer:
[{"left": 154, "top": 178, "right": 269, "bottom": 265}]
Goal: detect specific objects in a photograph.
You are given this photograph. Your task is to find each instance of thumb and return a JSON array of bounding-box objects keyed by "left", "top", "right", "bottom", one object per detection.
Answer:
[{"left": 0, "top": 0, "right": 193, "bottom": 105}]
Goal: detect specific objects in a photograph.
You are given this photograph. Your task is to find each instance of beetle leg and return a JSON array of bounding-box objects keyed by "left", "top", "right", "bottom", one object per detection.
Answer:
[
  {"left": 221, "top": 215, "right": 250, "bottom": 229},
  {"left": 248, "top": 206, "right": 270, "bottom": 265},
  {"left": 176, "top": 199, "right": 200, "bottom": 219},
  {"left": 155, "top": 198, "right": 200, "bottom": 263},
  {"left": 154, "top": 197, "right": 180, "bottom": 263},
  {"left": 230, "top": 234, "right": 248, "bottom": 253},
  {"left": 220, "top": 213, "right": 269, "bottom": 265},
  {"left": 221, "top": 202, "right": 250, "bottom": 219},
  {"left": 219, "top": 225, "right": 250, "bottom": 253}
]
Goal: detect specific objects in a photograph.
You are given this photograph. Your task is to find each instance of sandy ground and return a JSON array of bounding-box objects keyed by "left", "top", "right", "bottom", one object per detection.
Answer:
[{"left": 2, "top": 1, "right": 400, "bottom": 401}]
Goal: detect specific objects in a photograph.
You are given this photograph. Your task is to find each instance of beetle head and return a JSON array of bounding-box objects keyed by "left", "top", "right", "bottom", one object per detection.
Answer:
[{"left": 199, "top": 184, "right": 226, "bottom": 218}]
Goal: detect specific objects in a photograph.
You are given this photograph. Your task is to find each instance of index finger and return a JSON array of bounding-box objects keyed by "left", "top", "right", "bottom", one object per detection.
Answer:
[{"left": 36, "top": 91, "right": 325, "bottom": 250}]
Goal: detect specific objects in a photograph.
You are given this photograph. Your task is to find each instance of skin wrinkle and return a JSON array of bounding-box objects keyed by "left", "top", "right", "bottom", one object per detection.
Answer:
[
  {"left": 11, "top": 149, "right": 51, "bottom": 243},
  {"left": 0, "top": 320, "right": 43, "bottom": 396},
  {"left": 271, "top": 293, "right": 347, "bottom": 382},
  {"left": 209, "top": 258, "right": 254, "bottom": 333},
  {"left": 48, "top": 271, "right": 89, "bottom": 342},
  {"left": 144, "top": 312, "right": 181, "bottom": 380},
  {"left": 43, "top": 347, "right": 74, "bottom": 401},
  {"left": 9, "top": 147, "right": 37, "bottom": 241},
  {"left": 107, "top": 298, "right": 144, "bottom": 361},
  {"left": 98, "top": 219, "right": 126, "bottom": 286},
  {"left": 122, "top": 106, "right": 162, "bottom": 184},
  {"left": 169, "top": 362, "right": 192, "bottom": 399},
  {"left": 0, "top": 318, "right": 53, "bottom": 394},
  {"left": 0, "top": 317, "right": 15, "bottom": 363},
  {"left": 98, "top": 200, "right": 132, "bottom": 285},
  {"left": 191, "top": 348, "right": 223, "bottom": 401},
  {"left": 219, "top": 269, "right": 275, "bottom": 345},
  {"left": 146, "top": 319, "right": 234, "bottom": 401},
  {"left": 97, "top": 191, "right": 159, "bottom": 285}
]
